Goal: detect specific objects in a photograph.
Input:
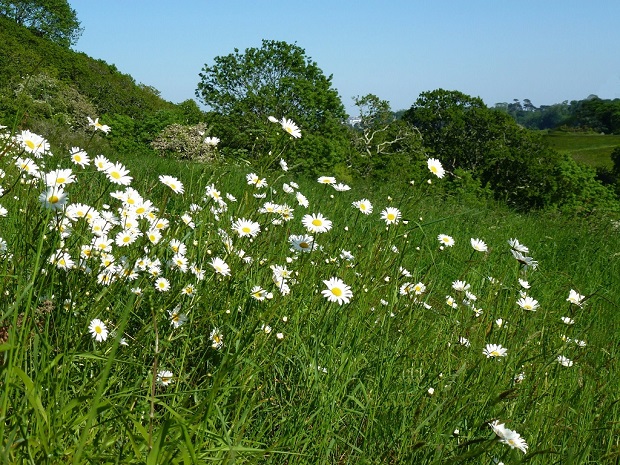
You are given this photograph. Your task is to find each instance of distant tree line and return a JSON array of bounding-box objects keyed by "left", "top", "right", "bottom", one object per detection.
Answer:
[{"left": 495, "top": 96, "right": 620, "bottom": 134}]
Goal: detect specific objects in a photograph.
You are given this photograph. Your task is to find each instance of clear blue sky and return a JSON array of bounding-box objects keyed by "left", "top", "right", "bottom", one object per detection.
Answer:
[{"left": 71, "top": 1, "right": 620, "bottom": 114}]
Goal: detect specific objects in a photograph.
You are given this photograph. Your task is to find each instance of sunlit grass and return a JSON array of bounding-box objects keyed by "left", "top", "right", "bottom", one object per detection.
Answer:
[
  {"left": 543, "top": 132, "right": 620, "bottom": 168},
  {"left": 0, "top": 120, "right": 619, "bottom": 464}
]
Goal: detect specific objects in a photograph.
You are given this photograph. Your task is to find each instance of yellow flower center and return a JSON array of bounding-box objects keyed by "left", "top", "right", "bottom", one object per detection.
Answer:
[
  {"left": 300, "top": 242, "right": 309, "bottom": 248},
  {"left": 111, "top": 171, "right": 121, "bottom": 179},
  {"left": 49, "top": 195, "right": 59, "bottom": 204},
  {"left": 387, "top": 213, "right": 395, "bottom": 221},
  {"left": 26, "top": 140, "right": 35, "bottom": 150},
  {"left": 242, "top": 226, "right": 251, "bottom": 234},
  {"left": 332, "top": 288, "right": 343, "bottom": 297},
  {"left": 95, "top": 326, "right": 102, "bottom": 334},
  {"left": 312, "top": 219, "right": 322, "bottom": 226},
  {"left": 123, "top": 236, "right": 131, "bottom": 243}
]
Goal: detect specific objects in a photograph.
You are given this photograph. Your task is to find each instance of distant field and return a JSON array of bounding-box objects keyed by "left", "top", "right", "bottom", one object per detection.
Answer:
[{"left": 543, "top": 132, "right": 620, "bottom": 168}]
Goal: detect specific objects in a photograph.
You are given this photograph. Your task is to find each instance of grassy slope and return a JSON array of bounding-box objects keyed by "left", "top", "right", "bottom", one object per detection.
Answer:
[{"left": 543, "top": 132, "right": 620, "bottom": 168}]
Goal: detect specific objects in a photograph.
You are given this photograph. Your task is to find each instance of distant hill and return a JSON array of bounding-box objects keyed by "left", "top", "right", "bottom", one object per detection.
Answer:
[{"left": 0, "top": 15, "right": 205, "bottom": 155}]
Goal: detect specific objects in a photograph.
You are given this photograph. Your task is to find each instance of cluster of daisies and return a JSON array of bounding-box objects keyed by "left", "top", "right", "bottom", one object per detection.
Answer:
[{"left": 1, "top": 118, "right": 595, "bottom": 456}]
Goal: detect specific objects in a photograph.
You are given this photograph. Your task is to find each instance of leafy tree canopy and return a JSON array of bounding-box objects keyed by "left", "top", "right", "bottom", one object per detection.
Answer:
[
  {"left": 404, "top": 89, "right": 564, "bottom": 209},
  {"left": 196, "top": 40, "right": 350, "bottom": 173},
  {"left": 0, "top": 0, "right": 82, "bottom": 47},
  {"left": 196, "top": 39, "right": 346, "bottom": 129}
]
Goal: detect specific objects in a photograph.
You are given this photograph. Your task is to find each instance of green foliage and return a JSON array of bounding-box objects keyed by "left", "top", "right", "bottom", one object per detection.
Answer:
[
  {"left": 348, "top": 94, "right": 424, "bottom": 180},
  {"left": 403, "top": 89, "right": 564, "bottom": 210},
  {"left": 611, "top": 146, "right": 620, "bottom": 176},
  {"left": 151, "top": 122, "right": 220, "bottom": 161},
  {"left": 551, "top": 156, "right": 620, "bottom": 213},
  {"left": 196, "top": 40, "right": 351, "bottom": 172},
  {"left": 0, "top": 0, "right": 82, "bottom": 47}
]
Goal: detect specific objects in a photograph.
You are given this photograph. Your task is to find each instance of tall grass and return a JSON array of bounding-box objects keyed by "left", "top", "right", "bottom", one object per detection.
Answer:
[{"left": 0, "top": 121, "right": 619, "bottom": 464}]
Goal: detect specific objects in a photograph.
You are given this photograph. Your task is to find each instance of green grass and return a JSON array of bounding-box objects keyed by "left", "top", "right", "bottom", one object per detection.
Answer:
[
  {"left": 1, "top": 123, "right": 619, "bottom": 464},
  {"left": 543, "top": 132, "right": 620, "bottom": 168}
]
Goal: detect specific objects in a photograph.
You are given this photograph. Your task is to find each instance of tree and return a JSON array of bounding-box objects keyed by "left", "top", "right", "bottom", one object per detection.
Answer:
[
  {"left": 196, "top": 40, "right": 351, "bottom": 173},
  {"left": 0, "top": 0, "right": 82, "bottom": 47},
  {"left": 349, "top": 94, "right": 423, "bottom": 179},
  {"left": 403, "top": 89, "right": 564, "bottom": 209}
]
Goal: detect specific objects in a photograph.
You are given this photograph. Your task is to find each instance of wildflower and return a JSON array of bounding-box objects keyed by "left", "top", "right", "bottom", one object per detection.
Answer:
[
  {"left": 446, "top": 296, "right": 458, "bottom": 308},
  {"left": 518, "top": 278, "right": 530, "bottom": 289},
  {"left": 322, "top": 277, "right": 353, "bottom": 305},
  {"left": 169, "top": 239, "right": 186, "bottom": 255},
  {"left": 427, "top": 387, "right": 435, "bottom": 395},
  {"left": 154, "top": 277, "right": 171, "bottom": 292},
  {"left": 231, "top": 218, "right": 261, "bottom": 237},
  {"left": 159, "top": 175, "right": 184, "bottom": 194},
  {"left": 115, "top": 229, "right": 141, "bottom": 247},
  {"left": 205, "top": 184, "right": 222, "bottom": 201},
  {"left": 105, "top": 162, "right": 132, "bottom": 186},
  {"left": 340, "top": 250, "right": 354, "bottom": 261},
  {"left": 567, "top": 289, "right": 585, "bottom": 307},
  {"left": 15, "top": 156, "right": 40, "bottom": 177},
  {"left": 245, "top": 173, "right": 266, "bottom": 188},
  {"left": 561, "top": 316, "right": 575, "bottom": 325},
  {"left": 210, "top": 257, "right": 231, "bottom": 276},
  {"left": 517, "top": 296, "right": 539, "bottom": 311},
  {"left": 352, "top": 199, "right": 373, "bottom": 215},
  {"left": 88, "top": 318, "right": 108, "bottom": 342},
  {"left": 204, "top": 136, "right": 219, "bottom": 146},
  {"left": 489, "top": 420, "right": 528, "bottom": 454},
  {"left": 181, "top": 213, "right": 194, "bottom": 229},
  {"left": 181, "top": 284, "right": 196, "bottom": 296},
  {"left": 437, "top": 234, "right": 455, "bottom": 247},
  {"left": 302, "top": 213, "right": 332, "bottom": 233},
  {"left": 333, "top": 183, "right": 351, "bottom": 192},
  {"left": 452, "top": 280, "right": 470, "bottom": 292},
  {"left": 427, "top": 158, "right": 445, "bottom": 178},
  {"left": 381, "top": 207, "right": 401, "bottom": 225},
  {"left": 39, "top": 187, "right": 68, "bottom": 211},
  {"left": 289, "top": 234, "right": 316, "bottom": 253},
  {"left": 170, "top": 253, "right": 188, "bottom": 273},
  {"left": 317, "top": 176, "right": 337, "bottom": 185},
  {"left": 281, "top": 118, "right": 301, "bottom": 138},
  {"left": 251, "top": 286, "right": 269, "bottom": 301},
  {"left": 44, "top": 168, "right": 75, "bottom": 187},
  {"left": 511, "top": 250, "right": 538, "bottom": 270},
  {"left": 279, "top": 158, "right": 288, "bottom": 171},
  {"left": 483, "top": 344, "right": 508, "bottom": 358},
  {"left": 70, "top": 147, "right": 90, "bottom": 167},
  {"left": 157, "top": 370, "right": 173, "bottom": 386},
  {"left": 94, "top": 155, "right": 111, "bottom": 171},
  {"left": 17, "top": 130, "right": 50, "bottom": 157},
  {"left": 458, "top": 337, "right": 471, "bottom": 347},
  {"left": 87, "top": 116, "right": 111, "bottom": 133},
  {"left": 296, "top": 192, "right": 309, "bottom": 207},
  {"left": 146, "top": 229, "right": 162, "bottom": 245},
  {"left": 508, "top": 238, "right": 529, "bottom": 254},
  {"left": 210, "top": 328, "right": 224, "bottom": 349},
  {"left": 557, "top": 355, "right": 574, "bottom": 367},
  {"left": 470, "top": 238, "right": 488, "bottom": 252},
  {"left": 168, "top": 306, "right": 187, "bottom": 328}
]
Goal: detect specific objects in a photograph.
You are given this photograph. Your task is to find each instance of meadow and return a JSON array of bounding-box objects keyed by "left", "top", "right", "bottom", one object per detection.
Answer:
[
  {"left": 543, "top": 132, "right": 620, "bottom": 168},
  {"left": 0, "top": 118, "right": 619, "bottom": 464}
]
